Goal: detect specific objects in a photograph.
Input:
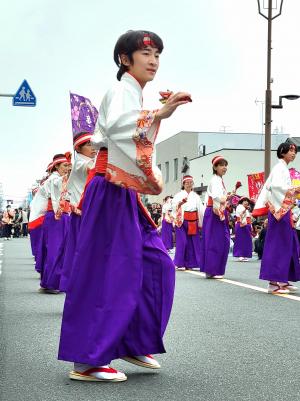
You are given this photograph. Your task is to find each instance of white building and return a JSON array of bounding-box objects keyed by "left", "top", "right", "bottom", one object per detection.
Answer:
[{"left": 148, "top": 131, "right": 297, "bottom": 204}]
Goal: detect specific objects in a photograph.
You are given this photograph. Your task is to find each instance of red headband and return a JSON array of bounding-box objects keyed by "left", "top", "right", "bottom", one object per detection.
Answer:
[
  {"left": 212, "top": 155, "right": 227, "bottom": 166},
  {"left": 73, "top": 133, "right": 92, "bottom": 149},
  {"left": 143, "top": 34, "right": 155, "bottom": 47},
  {"left": 52, "top": 157, "right": 69, "bottom": 167},
  {"left": 182, "top": 175, "right": 193, "bottom": 183},
  {"left": 52, "top": 152, "right": 72, "bottom": 167}
]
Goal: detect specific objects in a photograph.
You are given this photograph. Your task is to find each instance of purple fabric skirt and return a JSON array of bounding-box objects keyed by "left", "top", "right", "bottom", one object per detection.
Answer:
[
  {"left": 29, "top": 225, "right": 42, "bottom": 267},
  {"left": 200, "top": 207, "right": 230, "bottom": 276},
  {"left": 161, "top": 219, "right": 173, "bottom": 250},
  {"left": 35, "top": 223, "right": 47, "bottom": 274},
  {"left": 59, "top": 213, "right": 81, "bottom": 293},
  {"left": 58, "top": 176, "right": 175, "bottom": 366},
  {"left": 233, "top": 223, "right": 252, "bottom": 258},
  {"left": 259, "top": 211, "right": 300, "bottom": 282},
  {"left": 173, "top": 221, "right": 201, "bottom": 268},
  {"left": 40, "top": 211, "right": 70, "bottom": 291}
]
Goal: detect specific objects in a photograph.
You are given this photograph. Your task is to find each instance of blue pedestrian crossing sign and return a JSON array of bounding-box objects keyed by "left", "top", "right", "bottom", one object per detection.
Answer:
[{"left": 13, "top": 80, "right": 36, "bottom": 107}]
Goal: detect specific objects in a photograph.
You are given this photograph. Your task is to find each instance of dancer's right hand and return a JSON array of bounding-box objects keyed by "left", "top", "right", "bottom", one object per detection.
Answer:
[{"left": 155, "top": 92, "right": 192, "bottom": 121}]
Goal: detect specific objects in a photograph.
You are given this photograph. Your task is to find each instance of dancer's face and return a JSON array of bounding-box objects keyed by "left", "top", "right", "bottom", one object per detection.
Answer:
[
  {"left": 57, "top": 162, "right": 69, "bottom": 176},
  {"left": 77, "top": 141, "right": 97, "bottom": 158},
  {"left": 242, "top": 200, "right": 249, "bottom": 208},
  {"left": 121, "top": 46, "right": 160, "bottom": 88},
  {"left": 282, "top": 148, "right": 296, "bottom": 165},
  {"left": 183, "top": 180, "right": 193, "bottom": 192},
  {"left": 214, "top": 161, "right": 227, "bottom": 176}
]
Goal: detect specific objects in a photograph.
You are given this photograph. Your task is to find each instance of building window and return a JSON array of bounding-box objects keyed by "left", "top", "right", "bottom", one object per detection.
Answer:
[
  {"left": 174, "top": 158, "right": 178, "bottom": 181},
  {"left": 165, "top": 161, "right": 169, "bottom": 182}
]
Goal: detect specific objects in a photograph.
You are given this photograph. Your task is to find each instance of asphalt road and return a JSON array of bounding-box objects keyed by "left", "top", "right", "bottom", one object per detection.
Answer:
[{"left": 1, "top": 238, "right": 300, "bottom": 401}]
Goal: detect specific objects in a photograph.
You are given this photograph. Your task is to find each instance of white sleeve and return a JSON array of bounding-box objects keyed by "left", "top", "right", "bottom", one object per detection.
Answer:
[
  {"left": 196, "top": 196, "right": 205, "bottom": 227},
  {"left": 268, "top": 164, "right": 291, "bottom": 193},
  {"left": 210, "top": 176, "right": 225, "bottom": 202},
  {"left": 50, "top": 176, "right": 63, "bottom": 213}
]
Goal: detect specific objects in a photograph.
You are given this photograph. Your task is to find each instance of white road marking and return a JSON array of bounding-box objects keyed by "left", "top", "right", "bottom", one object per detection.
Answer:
[{"left": 184, "top": 270, "right": 300, "bottom": 302}]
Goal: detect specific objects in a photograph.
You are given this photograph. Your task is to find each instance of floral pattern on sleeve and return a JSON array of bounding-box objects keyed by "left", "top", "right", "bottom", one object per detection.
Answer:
[{"left": 105, "top": 110, "right": 162, "bottom": 195}]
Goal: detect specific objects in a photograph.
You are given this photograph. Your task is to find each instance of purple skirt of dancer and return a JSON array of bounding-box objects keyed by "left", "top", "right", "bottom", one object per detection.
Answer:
[
  {"left": 59, "top": 213, "right": 81, "bottom": 293},
  {"left": 35, "top": 223, "right": 47, "bottom": 274},
  {"left": 233, "top": 223, "right": 252, "bottom": 258},
  {"left": 173, "top": 221, "right": 201, "bottom": 268},
  {"left": 58, "top": 176, "right": 175, "bottom": 366},
  {"left": 259, "top": 211, "right": 300, "bottom": 282},
  {"left": 161, "top": 219, "right": 173, "bottom": 250},
  {"left": 200, "top": 207, "right": 230, "bottom": 276},
  {"left": 40, "top": 211, "right": 70, "bottom": 291},
  {"left": 29, "top": 225, "right": 42, "bottom": 270}
]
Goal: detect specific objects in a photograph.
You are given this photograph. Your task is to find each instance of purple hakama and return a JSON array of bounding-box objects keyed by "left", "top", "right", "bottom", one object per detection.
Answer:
[
  {"left": 161, "top": 219, "right": 173, "bottom": 250},
  {"left": 59, "top": 213, "right": 81, "bottom": 292},
  {"left": 29, "top": 225, "right": 42, "bottom": 266},
  {"left": 259, "top": 211, "right": 300, "bottom": 282},
  {"left": 173, "top": 221, "right": 201, "bottom": 268},
  {"left": 58, "top": 176, "right": 175, "bottom": 366},
  {"left": 200, "top": 207, "right": 230, "bottom": 276},
  {"left": 40, "top": 211, "right": 70, "bottom": 291},
  {"left": 233, "top": 223, "right": 252, "bottom": 258},
  {"left": 35, "top": 223, "right": 47, "bottom": 274}
]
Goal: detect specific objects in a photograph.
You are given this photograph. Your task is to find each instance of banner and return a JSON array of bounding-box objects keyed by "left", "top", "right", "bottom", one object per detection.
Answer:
[
  {"left": 248, "top": 172, "right": 265, "bottom": 202},
  {"left": 70, "top": 92, "right": 98, "bottom": 136}
]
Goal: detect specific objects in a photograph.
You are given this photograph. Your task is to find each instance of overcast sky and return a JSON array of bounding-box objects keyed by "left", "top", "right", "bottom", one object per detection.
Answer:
[{"left": 1, "top": 0, "right": 300, "bottom": 203}]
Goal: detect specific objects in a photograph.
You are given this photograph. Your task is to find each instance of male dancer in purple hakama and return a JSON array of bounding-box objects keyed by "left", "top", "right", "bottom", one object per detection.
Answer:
[
  {"left": 173, "top": 175, "right": 204, "bottom": 270},
  {"left": 253, "top": 142, "right": 300, "bottom": 294},
  {"left": 200, "top": 156, "right": 230, "bottom": 279},
  {"left": 233, "top": 197, "right": 253, "bottom": 261},
  {"left": 58, "top": 30, "right": 192, "bottom": 383}
]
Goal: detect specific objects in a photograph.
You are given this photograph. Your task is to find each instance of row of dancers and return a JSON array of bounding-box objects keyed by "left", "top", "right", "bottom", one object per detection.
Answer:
[
  {"left": 159, "top": 143, "right": 300, "bottom": 295},
  {"left": 27, "top": 29, "right": 299, "bottom": 383},
  {"left": 160, "top": 174, "right": 253, "bottom": 266}
]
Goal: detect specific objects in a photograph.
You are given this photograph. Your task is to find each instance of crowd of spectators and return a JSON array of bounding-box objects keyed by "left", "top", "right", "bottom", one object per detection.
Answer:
[{"left": 0, "top": 205, "right": 29, "bottom": 239}]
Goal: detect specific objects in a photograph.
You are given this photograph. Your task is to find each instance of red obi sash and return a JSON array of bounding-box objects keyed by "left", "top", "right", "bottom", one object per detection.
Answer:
[
  {"left": 183, "top": 210, "right": 198, "bottom": 235},
  {"left": 95, "top": 148, "right": 108, "bottom": 174},
  {"left": 207, "top": 196, "right": 213, "bottom": 207},
  {"left": 28, "top": 215, "right": 45, "bottom": 231},
  {"left": 77, "top": 148, "right": 108, "bottom": 210},
  {"left": 47, "top": 199, "right": 53, "bottom": 211}
]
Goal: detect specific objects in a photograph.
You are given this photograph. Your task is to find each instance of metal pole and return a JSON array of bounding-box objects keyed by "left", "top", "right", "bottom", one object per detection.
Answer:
[
  {"left": 0, "top": 94, "right": 14, "bottom": 97},
  {"left": 264, "top": 0, "right": 273, "bottom": 178}
]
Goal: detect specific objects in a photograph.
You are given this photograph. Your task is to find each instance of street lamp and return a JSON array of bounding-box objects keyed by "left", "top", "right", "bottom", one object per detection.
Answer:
[
  {"left": 272, "top": 95, "right": 300, "bottom": 109},
  {"left": 257, "top": 0, "right": 284, "bottom": 178}
]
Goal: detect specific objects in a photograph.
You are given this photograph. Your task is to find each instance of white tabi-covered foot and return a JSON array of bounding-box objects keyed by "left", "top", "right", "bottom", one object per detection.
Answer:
[
  {"left": 267, "top": 282, "right": 290, "bottom": 294},
  {"left": 175, "top": 266, "right": 186, "bottom": 271},
  {"left": 122, "top": 354, "right": 161, "bottom": 369},
  {"left": 206, "top": 274, "right": 223, "bottom": 279},
  {"left": 70, "top": 363, "right": 127, "bottom": 382},
  {"left": 280, "top": 282, "right": 298, "bottom": 293}
]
